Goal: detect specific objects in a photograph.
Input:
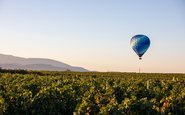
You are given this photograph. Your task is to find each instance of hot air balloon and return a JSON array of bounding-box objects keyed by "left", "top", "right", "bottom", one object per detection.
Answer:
[{"left": 130, "top": 35, "right": 150, "bottom": 60}]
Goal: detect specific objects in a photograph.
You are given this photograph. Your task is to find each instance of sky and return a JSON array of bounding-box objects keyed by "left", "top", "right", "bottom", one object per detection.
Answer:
[{"left": 0, "top": 0, "right": 185, "bottom": 73}]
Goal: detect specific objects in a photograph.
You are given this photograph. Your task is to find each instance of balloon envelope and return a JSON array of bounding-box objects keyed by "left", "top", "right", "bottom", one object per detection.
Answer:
[{"left": 130, "top": 35, "right": 150, "bottom": 59}]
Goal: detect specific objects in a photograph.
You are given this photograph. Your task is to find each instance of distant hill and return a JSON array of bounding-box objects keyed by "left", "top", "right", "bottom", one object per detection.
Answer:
[{"left": 0, "top": 54, "right": 88, "bottom": 72}]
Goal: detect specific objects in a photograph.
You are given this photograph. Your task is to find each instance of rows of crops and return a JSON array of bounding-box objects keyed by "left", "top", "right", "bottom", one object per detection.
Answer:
[{"left": 0, "top": 70, "right": 185, "bottom": 115}]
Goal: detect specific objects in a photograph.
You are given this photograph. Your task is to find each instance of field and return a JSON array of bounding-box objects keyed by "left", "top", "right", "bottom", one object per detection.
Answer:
[{"left": 0, "top": 70, "right": 184, "bottom": 115}]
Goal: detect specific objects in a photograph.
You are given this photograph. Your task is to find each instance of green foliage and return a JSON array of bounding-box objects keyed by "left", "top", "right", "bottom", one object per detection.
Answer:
[{"left": 0, "top": 71, "right": 184, "bottom": 114}]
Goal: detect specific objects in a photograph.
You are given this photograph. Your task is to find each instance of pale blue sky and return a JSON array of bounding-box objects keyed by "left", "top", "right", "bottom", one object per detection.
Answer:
[{"left": 0, "top": 0, "right": 185, "bottom": 73}]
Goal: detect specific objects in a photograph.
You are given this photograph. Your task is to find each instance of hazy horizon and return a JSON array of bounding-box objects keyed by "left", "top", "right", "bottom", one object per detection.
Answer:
[{"left": 0, "top": 0, "right": 185, "bottom": 73}]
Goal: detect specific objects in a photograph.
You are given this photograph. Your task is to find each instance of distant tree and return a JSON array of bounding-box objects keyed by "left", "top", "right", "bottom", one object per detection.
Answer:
[{"left": 66, "top": 69, "right": 71, "bottom": 72}]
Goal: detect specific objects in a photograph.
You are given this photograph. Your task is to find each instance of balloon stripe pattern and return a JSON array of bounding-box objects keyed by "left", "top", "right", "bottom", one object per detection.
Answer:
[{"left": 131, "top": 35, "right": 150, "bottom": 59}]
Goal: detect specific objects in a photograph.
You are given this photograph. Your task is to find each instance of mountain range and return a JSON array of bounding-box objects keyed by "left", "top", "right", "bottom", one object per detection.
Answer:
[{"left": 0, "top": 54, "right": 88, "bottom": 72}]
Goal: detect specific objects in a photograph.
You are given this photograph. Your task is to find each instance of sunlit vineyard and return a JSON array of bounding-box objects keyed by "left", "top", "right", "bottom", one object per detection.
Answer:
[{"left": 0, "top": 70, "right": 184, "bottom": 115}]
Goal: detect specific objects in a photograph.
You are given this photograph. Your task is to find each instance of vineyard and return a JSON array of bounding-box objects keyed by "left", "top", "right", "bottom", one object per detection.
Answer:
[{"left": 0, "top": 70, "right": 184, "bottom": 115}]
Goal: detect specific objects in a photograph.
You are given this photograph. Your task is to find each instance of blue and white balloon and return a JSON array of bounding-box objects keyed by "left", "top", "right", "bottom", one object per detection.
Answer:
[{"left": 131, "top": 35, "right": 150, "bottom": 60}]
